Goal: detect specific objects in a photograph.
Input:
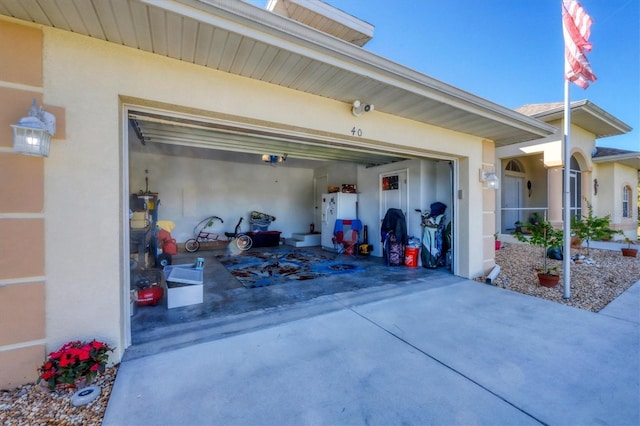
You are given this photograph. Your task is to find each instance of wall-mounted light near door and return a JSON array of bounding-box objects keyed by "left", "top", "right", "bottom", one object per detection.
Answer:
[
  {"left": 11, "top": 99, "right": 56, "bottom": 157},
  {"left": 594, "top": 178, "right": 599, "bottom": 195},
  {"left": 479, "top": 167, "right": 499, "bottom": 190}
]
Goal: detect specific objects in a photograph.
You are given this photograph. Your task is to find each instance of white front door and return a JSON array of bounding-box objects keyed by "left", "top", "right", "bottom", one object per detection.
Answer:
[{"left": 502, "top": 176, "right": 523, "bottom": 232}]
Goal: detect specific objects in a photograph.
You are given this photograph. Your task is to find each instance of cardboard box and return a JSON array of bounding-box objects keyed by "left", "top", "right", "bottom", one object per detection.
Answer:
[
  {"left": 131, "top": 211, "right": 148, "bottom": 221},
  {"left": 130, "top": 211, "right": 149, "bottom": 229},
  {"left": 130, "top": 219, "right": 149, "bottom": 229}
]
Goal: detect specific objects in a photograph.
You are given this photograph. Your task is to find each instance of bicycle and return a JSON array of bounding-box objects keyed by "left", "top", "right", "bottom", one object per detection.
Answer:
[{"left": 184, "top": 216, "right": 252, "bottom": 253}]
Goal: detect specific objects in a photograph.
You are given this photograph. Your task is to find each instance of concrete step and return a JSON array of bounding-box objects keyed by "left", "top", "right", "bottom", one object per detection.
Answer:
[{"left": 285, "top": 233, "right": 321, "bottom": 247}]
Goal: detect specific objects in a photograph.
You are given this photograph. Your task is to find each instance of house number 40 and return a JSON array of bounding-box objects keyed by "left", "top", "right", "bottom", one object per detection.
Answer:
[{"left": 351, "top": 127, "right": 363, "bottom": 137}]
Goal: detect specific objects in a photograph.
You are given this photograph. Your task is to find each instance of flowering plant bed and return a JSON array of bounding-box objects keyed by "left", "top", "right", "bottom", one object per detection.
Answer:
[{"left": 38, "top": 340, "right": 113, "bottom": 391}]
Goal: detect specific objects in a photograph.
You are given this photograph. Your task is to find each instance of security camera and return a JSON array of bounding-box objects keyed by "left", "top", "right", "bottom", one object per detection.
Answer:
[{"left": 352, "top": 100, "right": 374, "bottom": 117}]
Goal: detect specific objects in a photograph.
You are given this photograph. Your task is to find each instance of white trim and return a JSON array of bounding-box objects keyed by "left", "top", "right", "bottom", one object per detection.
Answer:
[
  {"left": 122, "top": 103, "right": 133, "bottom": 350},
  {"left": 0, "top": 213, "right": 45, "bottom": 219},
  {"left": 0, "top": 277, "right": 45, "bottom": 287},
  {"left": 0, "top": 81, "right": 43, "bottom": 92},
  {"left": 0, "top": 339, "right": 47, "bottom": 352}
]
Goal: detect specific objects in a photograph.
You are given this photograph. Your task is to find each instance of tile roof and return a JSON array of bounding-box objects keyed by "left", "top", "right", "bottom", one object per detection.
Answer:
[{"left": 593, "top": 147, "right": 638, "bottom": 158}]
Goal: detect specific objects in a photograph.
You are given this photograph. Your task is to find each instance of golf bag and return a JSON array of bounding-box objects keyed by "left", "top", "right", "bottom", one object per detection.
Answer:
[{"left": 420, "top": 202, "right": 447, "bottom": 269}]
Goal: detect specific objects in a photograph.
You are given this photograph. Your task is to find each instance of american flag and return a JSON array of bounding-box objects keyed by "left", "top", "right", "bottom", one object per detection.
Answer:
[{"left": 562, "top": 0, "right": 596, "bottom": 89}]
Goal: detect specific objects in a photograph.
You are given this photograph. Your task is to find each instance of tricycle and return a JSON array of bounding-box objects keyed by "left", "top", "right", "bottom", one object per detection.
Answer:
[{"left": 184, "top": 216, "right": 252, "bottom": 252}]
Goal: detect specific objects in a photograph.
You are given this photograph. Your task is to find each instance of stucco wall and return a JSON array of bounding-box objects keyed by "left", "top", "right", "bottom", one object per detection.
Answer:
[
  {"left": 36, "top": 23, "right": 489, "bottom": 362},
  {"left": 0, "top": 19, "right": 47, "bottom": 389}
]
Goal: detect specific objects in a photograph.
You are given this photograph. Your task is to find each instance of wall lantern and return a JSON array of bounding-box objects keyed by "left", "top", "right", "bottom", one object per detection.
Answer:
[
  {"left": 594, "top": 178, "right": 599, "bottom": 195},
  {"left": 11, "top": 99, "right": 56, "bottom": 157},
  {"left": 479, "top": 168, "right": 499, "bottom": 190}
]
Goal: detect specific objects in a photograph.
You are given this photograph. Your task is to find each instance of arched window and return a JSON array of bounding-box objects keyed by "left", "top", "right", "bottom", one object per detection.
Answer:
[
  {"left": 505, "top": 159, "right": 524, "bottom": 173},
  {"left": 622, "top": 185, "right": 631, "bottom": 218}
]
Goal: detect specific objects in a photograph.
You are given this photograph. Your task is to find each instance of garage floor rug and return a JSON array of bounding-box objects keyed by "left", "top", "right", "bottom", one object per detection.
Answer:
[{"left": 215, "top": 248, "right": 363, "bottom": 288}]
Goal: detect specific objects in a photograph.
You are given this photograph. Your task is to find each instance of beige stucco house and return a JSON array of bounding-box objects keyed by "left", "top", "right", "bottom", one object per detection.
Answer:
[
  {"left": 0, "top": 0, "right": 562, "bottom": 388},
  {"left": 496, "top": 101, "right": 638, "bottom": 239}
]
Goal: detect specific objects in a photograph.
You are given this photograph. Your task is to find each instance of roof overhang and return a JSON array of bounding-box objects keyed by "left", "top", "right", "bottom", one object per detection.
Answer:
[
  {"left": 526, "top": 100, "right": 632, "bottom": 139},
  {"left": 0, "top": 0, "right": 556, "bottom": 148},
  {"left": 266, "top": 0, "right": 374, "bottom": 47},
  {"left": 592, "top": 153, "right": 640, "bottom": 170}
]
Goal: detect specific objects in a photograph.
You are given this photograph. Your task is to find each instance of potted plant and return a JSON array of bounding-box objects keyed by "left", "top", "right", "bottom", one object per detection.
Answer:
[
  {"left": 494, "top": 232, "right": 501, "bottom": 250},
  {"left": 621, "top": 237, "right": 638, "bottom": 257},
  {"left": 38, "top": 339, "right": 113, "bottom": 391},
  {"left": 570, "top": 199, "right": 617, "bottom": 256},
  {"left": 514, "top": 213, "right": 563, "bottom": 287}
]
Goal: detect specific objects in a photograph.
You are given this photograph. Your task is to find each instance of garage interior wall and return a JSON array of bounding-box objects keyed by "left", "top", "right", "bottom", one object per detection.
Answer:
[
  {"left": 130, "top": 145, "right": 454, "bottom": 259},
  {"left": 129, "top": 150, "right": 316, "bottom": 241}
]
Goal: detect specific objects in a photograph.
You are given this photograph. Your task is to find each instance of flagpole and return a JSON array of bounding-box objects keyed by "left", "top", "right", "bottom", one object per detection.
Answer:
[{"left": 562, "top": 78, "right": 571, "bottom": 300}]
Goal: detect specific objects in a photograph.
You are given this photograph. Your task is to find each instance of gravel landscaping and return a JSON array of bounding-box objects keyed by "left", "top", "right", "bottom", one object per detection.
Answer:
[
  {"left": 1, "top": 366, "right": 118, "bottom": 425},
  {"left": 2, "top": 242, "right": 638, "bottom": 424},
  {"left": 482, "top": 241, "right": 640, "bottom": 312}
]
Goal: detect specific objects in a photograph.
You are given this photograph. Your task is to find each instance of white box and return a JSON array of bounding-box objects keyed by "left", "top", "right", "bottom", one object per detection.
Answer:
[
  {"left": 166, "top": 281, "right": 203, "bottom": 309},
  {"left": 164, "top": 264, "right": 204, "bottom": 309}
]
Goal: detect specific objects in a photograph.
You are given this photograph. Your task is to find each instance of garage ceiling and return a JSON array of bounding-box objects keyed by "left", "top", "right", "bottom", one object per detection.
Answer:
[{"left": 129, "top": 110, "right": 412, "bottom": 167}]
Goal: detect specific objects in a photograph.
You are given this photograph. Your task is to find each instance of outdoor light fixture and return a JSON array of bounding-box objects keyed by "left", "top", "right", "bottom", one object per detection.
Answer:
[
  {"left": 479, "top": 168, "right": 499, "bottom": 190},
  {"left": 594, "top": 178, "right": 599, "bottom": 195},
  {"left": 11, "top": 99, "right": 56, "bottom": 157},
  {"left": 351, "top": 100, "right": 374, "bottom": 117}
]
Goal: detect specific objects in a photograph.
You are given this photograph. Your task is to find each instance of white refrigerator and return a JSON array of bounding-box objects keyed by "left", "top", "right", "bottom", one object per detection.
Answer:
[{"left": 321, "top": 192, "right": 358, "bottom": 251}]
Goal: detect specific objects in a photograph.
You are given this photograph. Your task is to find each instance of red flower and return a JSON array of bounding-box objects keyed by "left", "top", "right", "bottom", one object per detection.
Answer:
[
  {"left": 75, "top": 348, "right": 91, "bottom": 361},
  {"left": 38, "top": 339, "right": 113, "bottom": 391},
  {"left": 58, "top": 352, "right": 75, "bottom": 368}
]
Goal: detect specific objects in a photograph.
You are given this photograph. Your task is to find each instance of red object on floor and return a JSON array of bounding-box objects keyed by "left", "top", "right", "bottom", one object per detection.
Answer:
[
  {"left": 158, "top": 229, "right": 178, "bottom": 255},
  {"left": 404, "top": 247, "right": 419, "bottom": 267},
  {"left": 162, "top": 239, "right": 178, "bottom": 255},
  {"left": 136, "top": 285, "right": 163, "bottom": 306}
]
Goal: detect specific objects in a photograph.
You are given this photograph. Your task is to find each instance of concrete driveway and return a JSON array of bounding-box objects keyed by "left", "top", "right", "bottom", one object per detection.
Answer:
[{"left": 104, "top": 278, "right": 639, "bottom": 425}]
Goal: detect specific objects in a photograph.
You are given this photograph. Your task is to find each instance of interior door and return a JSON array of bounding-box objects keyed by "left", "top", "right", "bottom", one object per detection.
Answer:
[
  {"left": 380, "top": 170, "right": 408, "bottom": 218},
  {"left": 502, "top": 176, "right": 523, "bottom": 232}
]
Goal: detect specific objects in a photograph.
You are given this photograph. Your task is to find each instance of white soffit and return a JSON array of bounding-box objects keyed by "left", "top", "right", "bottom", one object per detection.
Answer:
[
  {"left": 0, "top": 0, "right": 556, "bottom": 146},
  {"left": 266, "top": 0, "right": 374, "bottom": 47}
]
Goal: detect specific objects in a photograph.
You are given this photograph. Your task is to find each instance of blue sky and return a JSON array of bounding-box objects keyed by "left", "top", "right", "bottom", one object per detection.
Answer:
[{"left": 247, "top": 0, "right": 639, "bottom": 152}]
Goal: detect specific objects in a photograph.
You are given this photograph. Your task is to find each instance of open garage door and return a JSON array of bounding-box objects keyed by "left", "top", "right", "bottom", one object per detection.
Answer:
[{"left": 124, "top": 105, "right": 456, "bottom": 356}]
